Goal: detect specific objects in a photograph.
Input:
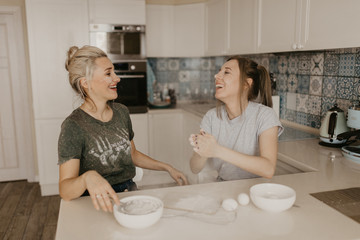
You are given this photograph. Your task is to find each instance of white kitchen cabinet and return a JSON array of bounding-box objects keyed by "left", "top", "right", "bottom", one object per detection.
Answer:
[
  {"left": 148, "top": 110, "right": 183, "bottom": 171},
  {"left": 146, "top": 4, "right": 175, "bottom": 57},
  {"left": 304, "top": 0, "right": 360, "bottom": 50},
  {"left": 257, "top": 0, "right": 360, "bottom": 53},
  {"left": 256, "top": 0, "right": 300, "bottom": 53},
  {"left": 228, "top": 0, "right": 257, "bottom": 55},
  {"left": 205, "top": 0, "right": 257, "bottom": 56},
  {"left": 146, "top": 3, "right": 205, "bottom": 57},
  {"left": 88, "top": 0, "right": 146, "bottom": 24},
  {"left": 205, "top": 0, "right": 228, "bottom": 56},
  {"left": 130, "top": 113, "right": 149, "bottom": 155},
  {"left": 26, "top": 0, "right": 89, "bottom": 195}
]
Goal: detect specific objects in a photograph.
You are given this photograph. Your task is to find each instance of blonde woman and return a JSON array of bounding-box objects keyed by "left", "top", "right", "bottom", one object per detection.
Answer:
[
  {"left": 58, "top": 45, "right": 188, "bottom": 212},
  {"left": 190, "top": 57, "right": 283, "bottom": 181}
]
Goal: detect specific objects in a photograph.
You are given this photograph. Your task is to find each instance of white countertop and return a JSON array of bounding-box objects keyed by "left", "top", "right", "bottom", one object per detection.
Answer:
[{"left": 55, "top": 139, "right": 360, "bottom": 240}]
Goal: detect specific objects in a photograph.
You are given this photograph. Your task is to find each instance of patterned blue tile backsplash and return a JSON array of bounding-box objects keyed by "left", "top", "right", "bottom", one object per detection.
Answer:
[{"left": 147, "top": 47, "right": 360, "bottom": 129}]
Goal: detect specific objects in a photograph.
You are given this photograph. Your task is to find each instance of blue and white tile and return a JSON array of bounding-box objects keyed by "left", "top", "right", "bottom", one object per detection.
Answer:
[
  {"left": 156, "top": 59, "right": 168, "bottom": 71},
  {"left": 307, "top": 95, "right": 321, "bottom": 116},
  {"left": 180, "top": 58, "right": 201, "bottom": 70},
  {"left": 285, "top": 109, "right": 296, "bottom": 122},
  {"left": 297, "top": 54, "right": 311, "bottom": 75},
  {"left": 269, "top": 55, "right": 278, "bottom": 73},
  {"left": 178, "top": 70, "right": 190, "bottom": 83},
  {"left": 354, "top": 78, "right": 360, "bottom": 100},
  {"left": 287, "top": 55, "right": 298, "bottom": 74},
  {"left": 321, "top": 97, "right": 336, "bottom": 117},
  {"left": 310, "top": 53, "right": 324, "bottom": 75},
  {"left": 324, "top": 52, "right": 340, "bottom": 76},
  {"left": 167, "top": 71, "right": 178, "bottom": 82},
  {"left": 296, "top": 112, "right": 308, "bottom": 126},
  {"left": 287, "top": 74, "right": 298, "bottom": 93},
  {"left": 336, "top": 77, "right": 354, "bottom": 99},
  {"left": 168, "top": 59, "right": 180, "bottom": 71},
  {"left": 308, "top": 114, "right": 321, "bottom": 128},
  {"left": 339, "top": 54, "right": 355, "bottom": 76},
  {"left": 278, "top": 56, "right": 288, "bottom": 74},
  {"left": 296, "top": 93, "right": 309, "bottom": 113},
  {"left": 189, "top": 70, "right": 201, "bottom": 82},
  {"left": 322, "top": 76, "right": 337, "bottom": 97},
  {"left": 355, "top": 52, "right": 360, "bottom": 77},
  {"left": 200, "top": 70, "right": 212, "bottom": 82},
  {"left": 200, "top": 58, "right": 215, "bottom": 71},
  {"left": 297, "top": 75, "right": 310, "bottom": 94},
  {"left": 277, "top": 73, "right": 288, "bottom": 92},
  {"left": 309, "top": 76, "right": 323, "bottom": 96},
  {"left": 286, "top": 92, "right": 297, "bottom": 111},
  {"left": 156, "top": 72, "right": 169, "bottom": 83}
]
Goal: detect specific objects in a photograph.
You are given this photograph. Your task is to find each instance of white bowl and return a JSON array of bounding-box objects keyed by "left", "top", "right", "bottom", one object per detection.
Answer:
[
  {"left": 250, "top": 183, "right": 296, "bottom": 212},
  {"left": 113, "top": 195, "right": 163, "bottom": 229}
]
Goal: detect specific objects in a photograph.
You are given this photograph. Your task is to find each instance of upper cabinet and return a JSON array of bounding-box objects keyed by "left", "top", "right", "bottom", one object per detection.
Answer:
[
  {"left": 228, "top": 0, "right": 257, "bottom": 54},
  {"left": 146, "top": 3, "right": 205, "bottom": 57},
  {"left": 256, "top": 0, "right": 300, "bottom": 53},
  {"left": 257, "top": 0, "right": 360, "bottom": 53},
  {"left": 88, "top": 0, "right": 146, "bottom": 24},
  {"left": 205, "top": 0, "right": 257, "bottom": 56},
  {"left": 304, "top": 0, "right": 360, "bottom": 50},
  {"left": 205, "top": 0, "right": 228, "bottom": 56}
]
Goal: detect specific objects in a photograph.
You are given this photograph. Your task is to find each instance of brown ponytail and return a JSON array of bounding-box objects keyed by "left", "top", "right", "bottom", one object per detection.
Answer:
[{"left": 256, "top": 65, "right": 273, "bottom": 107}]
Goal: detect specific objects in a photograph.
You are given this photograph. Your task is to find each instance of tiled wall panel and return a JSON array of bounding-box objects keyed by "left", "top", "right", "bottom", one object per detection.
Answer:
[{"left": 147, "top": 47, "right": 360, "bottom": 129}]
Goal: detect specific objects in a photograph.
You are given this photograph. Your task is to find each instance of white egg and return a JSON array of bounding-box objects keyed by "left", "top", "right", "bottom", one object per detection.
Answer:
[
  {"left": 221, "top": 198, "right": 238, "bottom": 211},
  {"left": 237, "top": 193, "right": 250, "bottom": 206}
]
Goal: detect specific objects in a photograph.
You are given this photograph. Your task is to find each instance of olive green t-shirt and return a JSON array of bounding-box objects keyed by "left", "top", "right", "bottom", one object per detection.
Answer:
[{"left": 58, "top": 102, "right": 135, "bottom": 185}]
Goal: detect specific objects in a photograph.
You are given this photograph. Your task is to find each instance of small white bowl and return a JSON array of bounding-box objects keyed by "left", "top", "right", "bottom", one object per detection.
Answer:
[
  {"left": 250, "top": 183, "right": 296, "bottom": 212},
  {"left": 113, "top": 195, "right": 163, "bottom": 229}
]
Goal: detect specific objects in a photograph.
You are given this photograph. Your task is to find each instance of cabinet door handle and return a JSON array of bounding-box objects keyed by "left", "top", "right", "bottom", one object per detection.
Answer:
[{"left": 292, "top": 43, "right": 297, "bottom": 50}]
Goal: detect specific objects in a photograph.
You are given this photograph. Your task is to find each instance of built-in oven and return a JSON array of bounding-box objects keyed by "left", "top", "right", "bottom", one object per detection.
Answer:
[
  {"left": 113, "top": 61, "right": 147, "bottom": 113},
  {"left": 90, "top": 24, "right": 146, "bottom": 61}
]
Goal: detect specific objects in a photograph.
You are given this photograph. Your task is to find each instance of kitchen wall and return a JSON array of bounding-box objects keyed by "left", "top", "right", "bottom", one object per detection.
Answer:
[{"left": 147, "top": 47, "right": 360, "bottom": 129}]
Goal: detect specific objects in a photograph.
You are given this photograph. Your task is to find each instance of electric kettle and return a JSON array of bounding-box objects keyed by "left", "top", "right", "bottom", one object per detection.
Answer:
[{"left": 319, "top": 104, "right": 349, "bottom": 144}]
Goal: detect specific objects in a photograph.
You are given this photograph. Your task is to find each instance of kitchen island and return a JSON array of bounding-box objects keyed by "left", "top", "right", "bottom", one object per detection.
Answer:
[{"left": 55, "top": 138, "right": 360, "bottom": 240}]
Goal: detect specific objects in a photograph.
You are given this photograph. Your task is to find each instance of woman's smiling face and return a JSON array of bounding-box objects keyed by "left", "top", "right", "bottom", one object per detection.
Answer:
[
  {"left": 84, "top": 57, "right": 120, "bottom": 102},
  {"left": 214, "top": 59, "right": 241, "bottom": 102}
]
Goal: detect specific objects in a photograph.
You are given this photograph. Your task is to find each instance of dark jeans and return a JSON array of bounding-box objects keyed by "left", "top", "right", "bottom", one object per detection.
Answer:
[{"left": 81, "top": 179, "right": 137, "bottom": 197}]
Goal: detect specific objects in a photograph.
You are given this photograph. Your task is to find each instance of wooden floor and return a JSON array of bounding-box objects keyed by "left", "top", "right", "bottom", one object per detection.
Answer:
[{"left": 0, "top": 180, "right": 60, "bottom": 240}]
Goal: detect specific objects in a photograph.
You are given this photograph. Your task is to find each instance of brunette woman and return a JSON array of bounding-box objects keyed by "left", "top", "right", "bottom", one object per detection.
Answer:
[{"left": 189, "top": 56, "right": 283, "bottom": 181}]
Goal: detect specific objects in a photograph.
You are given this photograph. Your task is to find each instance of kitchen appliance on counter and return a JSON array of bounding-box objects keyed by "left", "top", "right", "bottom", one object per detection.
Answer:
[
  {"left": 340, "top": 101, "right": 360, "bottom": 166},
  {"left": 113, "top": 61, "right": 147, "bottom": 113},
  {"left": 90, "top": 24, "right": 146, "bottom": 61},
  {"left": 319, "top": 104, "right": 349, "bottom": 146}
]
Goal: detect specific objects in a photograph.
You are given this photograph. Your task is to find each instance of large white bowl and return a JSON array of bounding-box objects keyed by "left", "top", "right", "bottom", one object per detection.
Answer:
[
  {"left": 250, "top": 183, "right": 296, "bottom": 212},
  {"left": 113, "top": 195, "right": 163, "bottom": 229}
]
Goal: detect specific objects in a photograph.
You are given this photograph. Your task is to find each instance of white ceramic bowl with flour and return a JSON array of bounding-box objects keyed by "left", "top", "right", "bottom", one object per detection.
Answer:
[
  {"left": 250, "top": 183, "right": 296, "bottom": 212},
  {"left": 113, "top": 195, "right": 163, "bottom": 229}
]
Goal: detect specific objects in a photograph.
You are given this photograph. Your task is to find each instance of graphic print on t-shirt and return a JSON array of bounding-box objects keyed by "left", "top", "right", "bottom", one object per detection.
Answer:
[{"left": 88, "top": 127, "right": 131, "bottom": 167}]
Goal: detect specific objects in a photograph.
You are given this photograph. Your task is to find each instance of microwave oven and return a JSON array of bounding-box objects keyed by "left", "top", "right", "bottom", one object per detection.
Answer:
[{"left": 90, "top": 24, "right": 146, "bottom": 61}]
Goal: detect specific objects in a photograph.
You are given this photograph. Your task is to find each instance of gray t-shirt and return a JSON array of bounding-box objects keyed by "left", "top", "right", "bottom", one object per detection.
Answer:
[
  {"left": 58, "top": 102, "right": 135, "bottom": 185},
  {"left": 200, "top": 101, "right": 284, "bottom": 181}
]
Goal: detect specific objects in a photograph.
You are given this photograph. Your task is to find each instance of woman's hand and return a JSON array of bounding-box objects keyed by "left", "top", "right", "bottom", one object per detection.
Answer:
[
  {"left": 190, "top": 130, "right": 220, "bottom": 158},
  {"left": 167, "top": 167, "right": 189, "bottom": 185},
  {"left": 84, "top": 170, "right": 120, "bottom": 212}
]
